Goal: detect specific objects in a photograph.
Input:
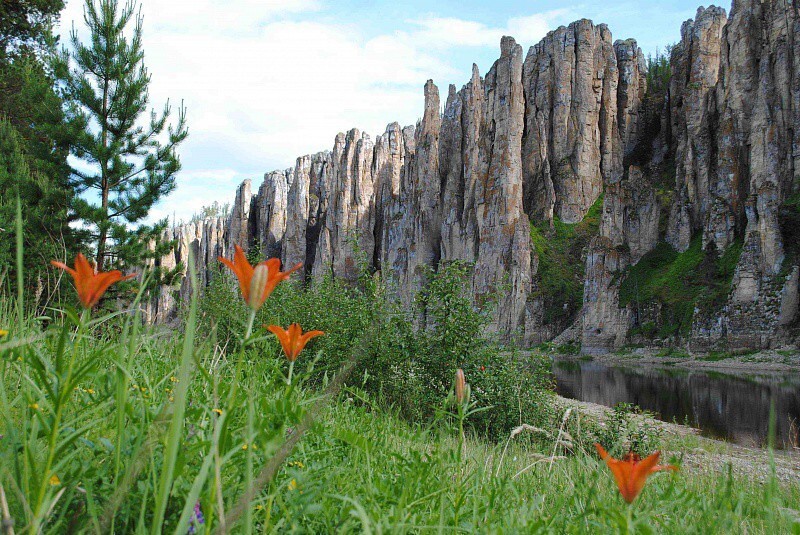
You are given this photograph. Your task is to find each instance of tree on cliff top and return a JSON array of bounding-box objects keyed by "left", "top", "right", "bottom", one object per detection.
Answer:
[{"left": 58, "top": 0, "right": 188, "bottom": 272}]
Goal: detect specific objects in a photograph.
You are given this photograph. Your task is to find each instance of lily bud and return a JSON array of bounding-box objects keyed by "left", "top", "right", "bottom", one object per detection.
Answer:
[
  {"left": 455, "top": 368, "right": 466, "bottom": 404},
  {"left": 248, "top": 264, "right": 270, "bottom": 310}
]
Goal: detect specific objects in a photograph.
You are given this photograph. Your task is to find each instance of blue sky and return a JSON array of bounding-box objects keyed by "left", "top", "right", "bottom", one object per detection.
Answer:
[{"left": 57, "top": 0, "right": 711, "bottom": 224}]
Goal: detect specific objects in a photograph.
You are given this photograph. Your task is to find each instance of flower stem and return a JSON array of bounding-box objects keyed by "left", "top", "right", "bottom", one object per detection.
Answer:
[
  {"left": 244, "top": 309, "right": 256, "bottom": 343},
  {"left": 228, "top": 309, "right": 257, "bottom": 405},
  {"left": 33, "top": 308, "right": 88, "bottom": 531},
  {"left": 287, "top": 360, "right": 295, "bottom": 386}
]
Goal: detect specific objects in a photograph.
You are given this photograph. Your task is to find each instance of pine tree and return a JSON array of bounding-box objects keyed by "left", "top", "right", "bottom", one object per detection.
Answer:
[
  {"left": 0, "top": 0, "right": 65, "bottom": 59},
  {"left": 58, "top": 0, "right": 188, "bottom": 271},
  {"left": 0, "top": 118, "right": 77, "bottom": 303},
  {"left": 0, "top": 0, "right": 83, "bottom": 305}
]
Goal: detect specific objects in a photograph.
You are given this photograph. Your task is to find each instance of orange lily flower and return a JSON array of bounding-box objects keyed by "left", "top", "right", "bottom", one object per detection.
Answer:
[
  {"left": 51, "top": 253, "right": 135, "bottom": 309},
  {"left": 218, "top": 245, "right": 301, "bottom": 311},
  {"left": 594, "top": 443, "right": 677, "bottom": 503},
  {"left": 266, "top": 323, "right": 324, "bottom": 362}
]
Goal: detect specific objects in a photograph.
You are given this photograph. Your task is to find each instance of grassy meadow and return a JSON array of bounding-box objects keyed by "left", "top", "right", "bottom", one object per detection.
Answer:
[{"left": 1, "top": 240, "right": 799, "bottom": 534}]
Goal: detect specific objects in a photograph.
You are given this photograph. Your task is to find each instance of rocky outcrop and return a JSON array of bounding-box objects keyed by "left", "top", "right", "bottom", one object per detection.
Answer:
[
  {"left": 522, "top": 20, "right": 620, "bottom": 224},
  {"left": 666, "top": 6, "right": 728, "bottom": 253},
  {"left": 313, "top": 130, "right": 377, "bottom": 281},
  {"left": 579, "top": 32, "right": 653, "bottom": 354},
  {"left": 147, "top": 1, "right": 799, "bottom": 352},
  {"left": 615, "top": 39, "right": 648, "bottom": 157},
  {"left": 374, "top": 123, "right": 415, "bottom": 295},
  {"left": 472, "top": 37, "right": 534, "bottom": 338},
  {"left": 228, "top": 180, "right": 253, "bottom": 254},
  {"left": 255, "top": 170, "right": 290, "bottom": 259},
  {"left": 583, "top": 1, "right": 799, "bottom": 353},
  {"left": 282, "top": 151, "right": 330, "bottom": 275},
  {"left": 581, "top": 237, "right": 631, "bottom": 354},
  {"left": 143, "top": 216, "right": 227, "bottom": 324}
]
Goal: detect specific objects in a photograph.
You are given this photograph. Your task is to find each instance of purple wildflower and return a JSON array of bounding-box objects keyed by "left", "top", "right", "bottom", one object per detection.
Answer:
[{"left": 187, "top": 501, "right": 205, "bottom": 534}]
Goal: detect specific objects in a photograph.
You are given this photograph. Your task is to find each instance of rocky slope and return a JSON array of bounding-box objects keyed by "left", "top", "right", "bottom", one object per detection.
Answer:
[{"left": 146, "top": 0, "right": 799, "bottom": 353}]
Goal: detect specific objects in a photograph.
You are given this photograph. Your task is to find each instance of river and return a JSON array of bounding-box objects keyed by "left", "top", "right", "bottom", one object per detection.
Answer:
[{"left": 551, "top": 358, "right": 800, "bottom": 449}]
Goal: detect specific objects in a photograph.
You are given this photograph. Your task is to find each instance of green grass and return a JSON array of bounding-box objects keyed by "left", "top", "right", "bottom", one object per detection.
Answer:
[
  {"left": 531, "top": 196, "right": 602, "bottom": 326},
  {"left": 2, "top": 288, "right": 800, "bottom": 533},
  {"left": 619, "top": 236, "right": 743, "bottom": 337},
  {"left": 1, "top": 200, "right": 798, "bottom": 533}
]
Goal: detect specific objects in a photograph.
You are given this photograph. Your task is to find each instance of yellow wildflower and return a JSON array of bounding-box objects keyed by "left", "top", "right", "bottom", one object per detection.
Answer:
[
  {"left": 254, "top": 504, "right": 264, "bottom": 511},
  {"left": 242, "top": 444, "right": 248, "bottom": 450},
  {"left": 170, "top": 376, "right": 178, "bottom": 383},
  {"left": 0, "top": 329, "right": 8, "bottom": 338},
  {"left": 29, "top": 403, "right": 39, "bottom": 410},
  {"left": 288, "top": 461, "right": 304, "bottom": 469},
  {"left": 87, "top": 388, "right": 95, "bottom": 395},
  {"left": 49, "top": 474, "right": 60, "bottom": 486},
  {"left": 212, "top": 408, "right": 222, "bottom": 416},
  {"left": 288, "top": 479, "right": 298, "bottom": 491}
]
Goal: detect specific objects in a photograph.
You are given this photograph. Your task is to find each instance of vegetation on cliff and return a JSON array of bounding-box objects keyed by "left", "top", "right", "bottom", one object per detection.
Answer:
[
  {"left": 620, "top": 236, "right": 743, "bottom": 337},
  {"left": 530, "top": 196, "right": 603, "bottom": 326}
]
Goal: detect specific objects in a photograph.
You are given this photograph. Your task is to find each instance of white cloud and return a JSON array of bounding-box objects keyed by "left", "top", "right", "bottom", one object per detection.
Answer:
[
  {"left": 406, "top": 9, "right": 569, "bottom": 49},
  {"left": 57, "top": 1, "right": 568, "bottom": 223}
]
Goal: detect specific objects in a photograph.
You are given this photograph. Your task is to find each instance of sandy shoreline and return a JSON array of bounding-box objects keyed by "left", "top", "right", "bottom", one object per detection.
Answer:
[
  {"left": 562, "top": 348, "right": 800, "bottom": 374},
  {"left": 558, "top": 395, "right": 800, "bottom": 484}
]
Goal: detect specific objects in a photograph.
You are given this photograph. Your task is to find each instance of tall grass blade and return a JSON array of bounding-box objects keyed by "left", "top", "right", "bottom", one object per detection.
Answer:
[
  {"left": 151, "top": 248, "right": 199, "bottom": 533},
  {"left": 15, "top": 196, "right": 24, "bottom": 330}
]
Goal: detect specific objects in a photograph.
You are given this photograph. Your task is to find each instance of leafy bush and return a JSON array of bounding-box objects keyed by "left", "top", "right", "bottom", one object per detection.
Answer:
[
  {"left": 593, "top": 403, "right": 664, "bottom": 457},
  {"left": 198, "top": 258, "right": 556, "bottom": 441}
]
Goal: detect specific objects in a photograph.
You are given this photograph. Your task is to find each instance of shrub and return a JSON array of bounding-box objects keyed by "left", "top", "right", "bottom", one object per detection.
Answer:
[
  {"left": 197, "top": 258, "right": 556, "bottom": 441},
  {"left": 593, "top": 402, "right": 664, "bottom": 457}
]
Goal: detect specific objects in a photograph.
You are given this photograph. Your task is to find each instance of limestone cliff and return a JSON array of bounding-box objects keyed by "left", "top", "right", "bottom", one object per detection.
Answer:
[{"left": 147, "top": 0, "right": 799, "bottom": 352}]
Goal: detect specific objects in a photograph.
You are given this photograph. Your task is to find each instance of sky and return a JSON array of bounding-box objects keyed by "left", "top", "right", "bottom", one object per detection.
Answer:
[{"left": 56, "top": 0, "right": 711, "bottom": 225}]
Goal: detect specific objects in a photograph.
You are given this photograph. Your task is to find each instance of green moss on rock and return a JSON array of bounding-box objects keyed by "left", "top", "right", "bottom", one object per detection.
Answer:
[
  {"left": 619, "top": 236, "right": 743, "bottom": 337},
  {"left": 531, "top": 196, "right": 603, "bottom": 325}
]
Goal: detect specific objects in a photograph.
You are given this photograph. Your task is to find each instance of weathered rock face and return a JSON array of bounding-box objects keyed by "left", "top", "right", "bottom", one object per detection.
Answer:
[
  {"left": 615, "top": 39, "right": 648, "bottom": 158},
  {"left": 256, "top": 170, "right": 290, "bottom": 259},
  {"left": 583, "top": 0, "right": 799, "bottom": 352},
  {"left": 666, "top": 6, "right": 728, "bottom": 253},
  {"left": 228, "top": 180, "right": 253, "bottom": 254},
  {"left": 439, "top": 67, "right": 482, "bottom": 265},
  {"left": 148, "top": 1, "right": 799, "bottom": 351},
  {"left": 143, "top": 216, "right": 227, "bottom": 324},
  {"left": 522, "top": 20, "right": 620, "bottom": 224},
  {"left": 581, "top": 237, "right": 630, "bottom": 353},
  {"left": 680, "top": 0, "right": 799, "bottom": 349},
  {"left": 473, "top": 37, "right": 534, "bottom": 338},
  {"left": 282, "top": 151, "right": 331, "bottom": 275},
  {"left": 579, "top": 32, "right": 652, "bottom": 354},
  {"left": 313, "top": 130, "right": 377, "bottom": 281},
  {"left": 374, "top": 123, "right": 416, "bottom": 297}
]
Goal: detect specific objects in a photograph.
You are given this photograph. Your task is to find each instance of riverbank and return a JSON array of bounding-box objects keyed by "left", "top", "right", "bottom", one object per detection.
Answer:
[
  {"left": 570, "top": 347, "right": 800, "bottom": 374},
  {"left": 557, "top": 396, "right": 800, "bottom": 484}
]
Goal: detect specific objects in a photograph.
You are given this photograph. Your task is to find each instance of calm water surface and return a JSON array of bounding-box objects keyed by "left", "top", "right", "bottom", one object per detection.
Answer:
[{"left": 551, "top": 359, "right": 800, "bottom": 448}]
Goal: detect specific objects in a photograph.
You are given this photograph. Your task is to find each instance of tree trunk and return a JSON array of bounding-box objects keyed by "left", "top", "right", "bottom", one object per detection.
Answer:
[{"left": 96, "top": 72, "right": 110, "bottom": 271}]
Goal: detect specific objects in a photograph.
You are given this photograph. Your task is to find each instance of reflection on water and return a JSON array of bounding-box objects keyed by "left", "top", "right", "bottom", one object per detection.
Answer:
[{"left": 552, "top": 359, "right": 800, "bottom": 448}]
